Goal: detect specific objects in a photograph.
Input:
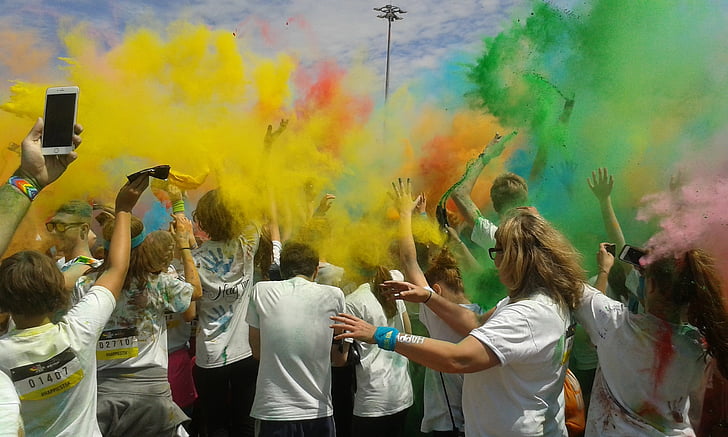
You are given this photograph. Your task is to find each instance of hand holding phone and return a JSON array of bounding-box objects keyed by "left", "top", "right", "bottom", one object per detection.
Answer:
[
  {"left": 42, "top": 86, "right": 79, "bottom": 155},
  {"left": 605, "top": 243, "right": 616, "bottom": 256}
]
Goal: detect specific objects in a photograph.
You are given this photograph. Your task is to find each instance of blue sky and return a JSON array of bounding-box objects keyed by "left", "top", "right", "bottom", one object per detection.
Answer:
[{"left": 0, "top": 0, "right": 578, "bottom": 93}]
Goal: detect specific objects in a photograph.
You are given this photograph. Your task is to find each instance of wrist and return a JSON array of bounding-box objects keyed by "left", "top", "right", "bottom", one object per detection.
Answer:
[
  {"left": 8, "top": 173, "right": 41, "bottom": 201},
  {"left": 423, "top": 288, "right": 433, "bottom": 303},
  {"left": 373, "top": 326, "right": 399, "bottom": 351},
  {"left": 172, "top": 199, "right": 185, "bottom": 214}
]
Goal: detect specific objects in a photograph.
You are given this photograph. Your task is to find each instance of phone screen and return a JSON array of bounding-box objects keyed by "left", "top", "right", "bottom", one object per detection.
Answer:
[
  {"left": 619, "top": 245, "right": 646, "bottom": 266},
  {"left": 43, "top": 93, "right": 77, "bottom": 148}
]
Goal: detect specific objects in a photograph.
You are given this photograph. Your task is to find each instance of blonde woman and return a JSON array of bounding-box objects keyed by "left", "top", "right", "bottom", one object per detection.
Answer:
[{"left": 333, "top": 210, "right": 584, "bottom": 437}]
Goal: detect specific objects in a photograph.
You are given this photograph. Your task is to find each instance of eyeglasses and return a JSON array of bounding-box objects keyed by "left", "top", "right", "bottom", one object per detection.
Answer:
[
  {"left": 46, "top": 222, "right": 85, "bottom": 233},
  {"left": 488, "top": 247, "right": 503, "bottom": 260}
]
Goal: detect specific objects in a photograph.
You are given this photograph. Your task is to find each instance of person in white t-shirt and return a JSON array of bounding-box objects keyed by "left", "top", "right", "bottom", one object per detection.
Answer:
[
  {"left": 191, "top": 189, "right": 260, "bottom": 437},
  {"left": 246, "top": 241, "right": 349, "bottom": 436},
  {"left": 344, "top": 266, "right": 413, "bottom": 437},
  {"left": 84, "top": 213, "right": 201, "bottom": 437},
  {"left": 333, "top": 209, "right": 585, "bottom": 437},
  {"left": 0, "top": 176, "right": 148, "bottom": 437},
  {"left": 0, "top": 371, "right": 23, "bottom": 437},
  {"left": 575, "top": 243, "right": 728, "bottom": 436}
]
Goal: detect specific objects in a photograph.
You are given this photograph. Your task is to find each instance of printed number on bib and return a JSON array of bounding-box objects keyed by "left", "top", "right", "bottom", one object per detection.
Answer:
[
  {"left": 10, "top": 347, "right": 84, "bottom": 400},
  {"left": 97, "top": 327, "right": 139, "bottom": 360}
]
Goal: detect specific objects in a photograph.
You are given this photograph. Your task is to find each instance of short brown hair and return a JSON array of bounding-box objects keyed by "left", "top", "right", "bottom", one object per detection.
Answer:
[
  {"left": 491, "top": 172, "right": 528, "bottom": 214},
  {"left": 280, "top": 242, "right": 319, "bottom": 279},
  {"left": 0, "top": 251, "right": 68, "bottom": 316}
]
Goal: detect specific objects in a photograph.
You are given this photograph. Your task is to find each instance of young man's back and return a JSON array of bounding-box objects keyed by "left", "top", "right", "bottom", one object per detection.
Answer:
[{"left": 247, "top": 277, "right": 345, "bottom": 421}]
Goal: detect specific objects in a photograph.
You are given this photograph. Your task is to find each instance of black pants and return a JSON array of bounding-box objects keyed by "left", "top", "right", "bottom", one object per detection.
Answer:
[
  {"left": 351, "top": 408, "right": 409, "bottom": 437},
  {"left": 257, "top": 416, "right": 336, "bottom": 437},
  {"left": 194, "top": 356, "right": 258, "bottom": 437}
]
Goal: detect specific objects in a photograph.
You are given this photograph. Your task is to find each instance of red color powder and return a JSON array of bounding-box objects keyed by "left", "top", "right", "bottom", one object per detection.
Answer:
[{"left": 652, "top": 320, "right": 675, "bottom": 387}]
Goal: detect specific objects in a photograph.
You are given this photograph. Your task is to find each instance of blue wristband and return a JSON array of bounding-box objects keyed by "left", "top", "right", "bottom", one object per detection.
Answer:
[{"left": 373, "top": 326, "right": 399, "bottom": 351}]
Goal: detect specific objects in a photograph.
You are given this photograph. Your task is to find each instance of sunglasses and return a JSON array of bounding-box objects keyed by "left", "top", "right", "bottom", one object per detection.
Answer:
[
  {"left": 46, "top": 222, "right": 85, "bottom": 233},
  {"left": 488, "top": 247, "right": 503, "bottom": 260}
]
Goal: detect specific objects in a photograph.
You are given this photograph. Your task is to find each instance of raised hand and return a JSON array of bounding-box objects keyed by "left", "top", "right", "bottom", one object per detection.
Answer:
[
  {"left": 414, "top": 193, "right": 427, "bottom": 215},
  {"left": 587, "top": 167, "right": 614, "bottom": 201},
  {"left": 115, "top": 175, "right": 149, "bottom": 213},
  {"left": 264, "top": 119, "right": 289, "bottom": 148},
  {"left": 597, "top": 242, "right": 615, "bottom": 274},
  {"left": 19, "top": 118, "right": 83, "bottom": 188},
  {"left": 313, "top": 193, "right": 336, "bottom": 216},
  {"left": 391, "top": 177, "right": 416, "bottom": 215}
]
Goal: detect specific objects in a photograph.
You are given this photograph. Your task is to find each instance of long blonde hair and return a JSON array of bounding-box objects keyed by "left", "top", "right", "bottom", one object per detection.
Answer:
[{"left": 495, "top": 210, "right": 585, "bottom": 310}]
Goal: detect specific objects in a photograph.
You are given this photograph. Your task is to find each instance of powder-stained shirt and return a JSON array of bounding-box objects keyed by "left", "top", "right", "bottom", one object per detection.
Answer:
[
  {"left": 193, "top": 225, "right": 259, "bottom": 368},
  {"left": 575, "top": 284, "right": 705, "bottom": 436},
  {"left": 95, "top": 271, "right": 193, "bottom": 372},
  {"left": 0, "top": 286, "right": 116, "bottom": 437}
]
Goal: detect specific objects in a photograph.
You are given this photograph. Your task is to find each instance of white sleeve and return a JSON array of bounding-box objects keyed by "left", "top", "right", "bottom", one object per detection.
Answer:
[
  {"left": 574, "top": 284, "right": 627, "bottom": 347},
  {"left": 63, "top": 285, "right": 117, "bottom": 344},
  {"left": 469, "top": 302, "right": 540, "bottom": 365},
  {"left": 470, "top": 216, "right": 498, "bottom": 249},
  {"left": 0, "top": 372, "right": 23, "bottom": 437},
  {"left": 245, "top": 284, "right": 261, "bottom": 328},
  {"left": 159, "top": 272, "right": 194, "bottom": 313}
]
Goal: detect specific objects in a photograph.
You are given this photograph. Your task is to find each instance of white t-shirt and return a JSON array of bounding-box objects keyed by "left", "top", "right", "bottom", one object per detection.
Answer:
[
  {"left": 246, "top": 277, "right": 346, "bottom": 420},
  {"left": 419, "top": 302, "right": 482, "bottom": 433},
  {"left": 0, "top": 371, "right": 23, "bottom": 437},
  {"left": 464, "top": 292, "right": 571, "bottom": 437},
  {"left": 345, "top": 283, "right": 413, "bottom": 417},
  {"left": 0, "top": 286, "right": 116, "bottom": 437},
  {"left": 470, "top": 215, "right": 498, "bottom": 249},
  {"left": 193, "top": 227, "right": 259, "bottom": 368},
  {"left": 575, "top": 284, "right": 705, "bottom": 436},
  {"left": 96, "top": 272, "right": 192, "bottom": 372}
]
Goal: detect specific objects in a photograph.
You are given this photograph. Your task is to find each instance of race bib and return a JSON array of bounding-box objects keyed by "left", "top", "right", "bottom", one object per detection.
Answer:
[
  {"left": 11, "top": 347, "right": 84, "bottom": 400},
  {"left": 97, "top": 327, "right": 139, "bottom": 360}
]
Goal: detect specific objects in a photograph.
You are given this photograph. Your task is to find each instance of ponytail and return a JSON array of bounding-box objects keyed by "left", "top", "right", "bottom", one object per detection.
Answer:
[{"left": 371, "top": 266, "right": 396, "bottom": 319}]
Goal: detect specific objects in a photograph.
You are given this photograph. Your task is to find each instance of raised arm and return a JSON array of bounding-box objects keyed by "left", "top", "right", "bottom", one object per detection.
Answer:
[
  {"left": 170, "top": 214, "right": 203, "bottom": 301},
  {"left": 385, "top": 280, "right": 480, "bottom": 336},
  {"left": 587, "top": 168, "right": 629, "bottom": 276},
  {"left": 392, "top": 178, "right": 427, "bottom": 287},
  {"left": 0, "top": 118, "right": 83, "bottom": 255},
  {"left": 95, "top": 176, "right": 149, "bottom": 299},
  {"left": 594, "top": 242, "right": 615, "bottom": 293},
  {"left": 450, "top": 133, "right": 504, "bottom": 227}
]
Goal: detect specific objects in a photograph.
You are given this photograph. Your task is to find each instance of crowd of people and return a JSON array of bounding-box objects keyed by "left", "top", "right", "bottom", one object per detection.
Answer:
[{"left": 1, "top": 116, "right": 728, "bottom": 437}]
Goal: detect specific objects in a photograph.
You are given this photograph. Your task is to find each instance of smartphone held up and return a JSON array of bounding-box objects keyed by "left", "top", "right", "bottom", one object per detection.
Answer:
[
  {"left": 618, "top": 245, "right": 647, "bottom": 267},
  {"left": 42, "top": 86, "right": 79, "bottom": 155}
]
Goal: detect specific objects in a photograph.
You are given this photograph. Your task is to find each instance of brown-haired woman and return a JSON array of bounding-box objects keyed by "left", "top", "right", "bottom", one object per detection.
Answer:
[
  {"left": 190, "top": 189, "right": 261, "bottom": 437},
  {"left": 77, "top": 213, "right": 202, "bottom": 436},
  {"left": 579, "top": 244, "right": 728, "bottom": 436},
  {"left": 333, "top": 209, "right": 584, "bottom": 437}
]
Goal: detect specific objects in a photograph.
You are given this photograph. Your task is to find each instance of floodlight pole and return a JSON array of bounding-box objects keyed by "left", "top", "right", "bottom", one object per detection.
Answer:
[{"left": 374, "top": 5, "right": 406, "bottom": 102}]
